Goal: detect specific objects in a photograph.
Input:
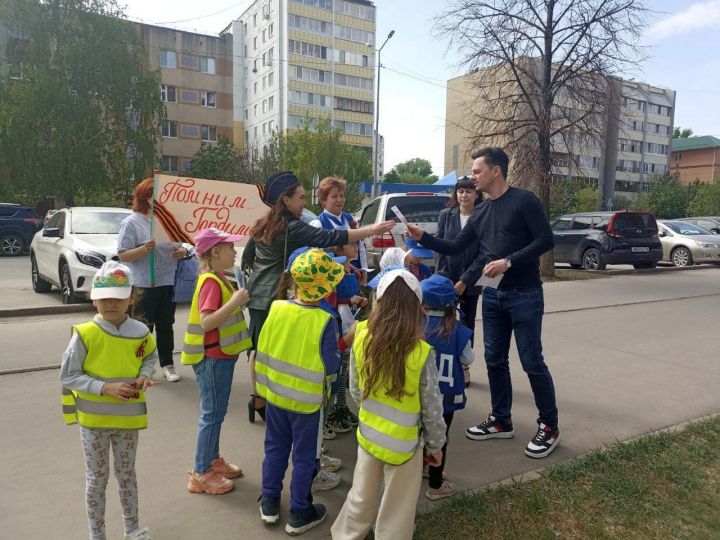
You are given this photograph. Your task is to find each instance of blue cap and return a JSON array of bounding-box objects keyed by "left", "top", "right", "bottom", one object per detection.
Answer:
[
  {"left": 286, "top": 246, "right": 346, "bottom": 272},
  {"left": 367, "top": 264, "right": 404, "bottom": 289},
  {"left": 404, "top": 237, "right": 434, "bottom": 259},
  {"left": 420, "top": 274, "right": 458, "bottom": 309}
]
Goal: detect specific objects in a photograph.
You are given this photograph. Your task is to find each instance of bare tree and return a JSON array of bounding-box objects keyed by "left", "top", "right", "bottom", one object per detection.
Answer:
[{"left": 436, "top": 0, "right": 648, "bottom": 275}]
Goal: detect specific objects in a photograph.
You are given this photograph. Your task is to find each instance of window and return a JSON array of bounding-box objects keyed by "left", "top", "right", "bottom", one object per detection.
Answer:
[
  {"left": 288, "top": 39, "right": 329, "bottom": 60},
  {"left": 201, "top": 125, "right": 217, "bottom": 142},
  {"left": 244, "top": 109, "right": 249, "bottom": 120},
  {"left": 268, "top": 72, "right": 274, "bottom": 86},
  {"left": 181, "top": 124, "right": 200, "bottom": 138},
  {"left": 201, "top": 57, "right": 216, "bottom": 75},
  {"left": 254, "top": 104, "right": 258, "bottom": 117},
  {"left": 201, "top": 91, "right": 216, "bottom": 108},
  {"left": 268, "top": 96, "right": 274, "bottom": 110},
  {"left": 262, "top": 29, "right": 266, "bottom": 43},
  {"left": 254, "top": 82, "right": 257, "bottom": 95},
  {"left": 290, "top": 65, "right": 331, "bottom": 85},
  {"left": 619, "top": 138, "right": 642, "bottom": 153},
  {"left": 244, "top": 66, "right": 248, "bottom": 79},
  {"left": 262, "top": 122, "right": 267, "bottom": 135},
  {"left": 335, "top": 97, "right": 373, "bottom": 114},
  {"left": 290, "top": 0, "right": 333, "bottom": 9},
  {"left": 161, "top": 84, "right": 176, "bottom": 103},
  {"left": 262, "top": 99, "right": 267, "bottom": 113},
  {"left": 334, "top": 49, "right": 373, "bottom": 68},
  {"left": 334, "top": 73, "right": 373, "bottom": 91},
  {"left": 288, "top": 14, "right": 331, "bottom": 35},
  {"left": 268, "top": 120, "right": 274, "bottom": 131},
  {"left": 254, "top": 126, "right": 258, "bottom": 138},
  {"left": 552, "top": 218, "right": 572, "bottom": 231},
  {"left": 333, "top": 120, "right": 373, "bottom": 136},
  {"left": 253, "top": 13, "right": 257, "bottom": 27},
  {"left": 161, "top": 120, "right": 177, "bottom": 138},
  {"left": 180, "top": 89, "right": 199, "bottom": 103},
  {"left": 383, "top": 197, "right": 448, "bottom": 223},
  {"left": 254, "top": 37, "right": 257, "bottom": 51},
  {"left": 180, "top": 55, "right": 199, "bottom": 70},
  {"left": 334, "top": 24, "right": 374, "bottom": 46},
  {"left": 181, "top": 158, "right": 193, "bottom": 173},
  {"left": 289, "top": 90, "right": 331, "bottom": 108},
  {"left": 360, "top": 199, "right": 380, "bottom": 226},
  {"left": 162, "top": 155, "right": 178, "bottom": 173},
  {"left": 645, "top": 142, "right": 669, "bottom": 156},
  {"left": 160, "top": 50, "right": 176, "bottom": 68},
  {"left": 262, "top": 75, "right": 266, "bottom": 90},
  {"left": 337, "top": 0, "right": 374, "bottom": 20},
  {"left": 268, "top": 23, "right": 274, "bottom": 37},
  {"left": 572, "top": 216, "right": 593, "bottom": 230}
]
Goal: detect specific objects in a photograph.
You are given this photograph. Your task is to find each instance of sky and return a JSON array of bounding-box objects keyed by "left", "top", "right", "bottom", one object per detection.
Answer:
[{"left": 120, "top": 0, "right": 720, "bottom": 177}]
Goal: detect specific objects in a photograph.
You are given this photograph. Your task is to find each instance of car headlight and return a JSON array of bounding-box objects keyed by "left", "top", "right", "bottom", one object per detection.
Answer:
[{"left": 75, "top": 249, "right": 106, "bottom": 268}]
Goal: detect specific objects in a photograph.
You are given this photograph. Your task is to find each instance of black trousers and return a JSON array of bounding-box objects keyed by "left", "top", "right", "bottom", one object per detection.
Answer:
[
  {"left": 428, "top": 411, "right": 455, "bottom": 489},
  {"left": 134, "top": 285, "right": 176, "bottom": 367},
  {"left": 459, "top": 291, "right": 480, "bottom": 345}
]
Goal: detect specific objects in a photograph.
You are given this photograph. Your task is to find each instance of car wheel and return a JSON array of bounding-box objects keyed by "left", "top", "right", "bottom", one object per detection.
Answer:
[
  {"left": 582, "top": 248, "right": 606, "bottom": 270},
  {"left": 0, "top": 233, "right": 25, "bottom": 256},
  {"left": 633, "top": 262, "right": 657, "bottom": 269},
  {"left": 31, "top": 254, "right": 52, "bottom": 293},
  {"left": 60, "top": 261, "right": 79, "bottom": 304},
  {"left": 670, "top": 247, "right": 693, "bottom": 267}
]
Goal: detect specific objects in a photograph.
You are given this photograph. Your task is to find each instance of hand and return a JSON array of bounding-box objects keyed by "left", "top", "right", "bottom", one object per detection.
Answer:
[
  {"left": 143, "top": 240, "right": 156, "bottom": 253},
  {"left": 454, "top": 280, "right": 466, "bottom": 295},
  {"left": 359, "top": 269, "right": 368, "bottom": 287},
  {"left": 351, "top": 295, "right": 368, "bottom": 308},
  {"left": 370, "top": 220, "right": 395, "bottom": 236},
  {"left": 134, "top": 375, "right": 158, "bottom": 391},
  {"left": 483, "top": 259, "right": 509, "bottom": 278},
  {"left": 343, "top": 322, "right": 357, "bottom": 345},
  {"left": 101, "top": 382, "right": 137, "bottom": 401},
  {"left": 231, "top": 288, "right": 249, "bottom": 308},
  {"left": 426, "top": 450, "right": 443, "bottom": 467},
  {"left": 405, "top": 223, "right": 424, "bottom": 241},
  {"left": 171, "top": 247, "right": 187, "bottom": 261}
]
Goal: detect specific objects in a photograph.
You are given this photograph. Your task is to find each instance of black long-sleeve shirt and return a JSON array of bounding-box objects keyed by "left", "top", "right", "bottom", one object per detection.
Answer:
[{"left": 420, "top": 187, "right": 554, "bottom": 290}]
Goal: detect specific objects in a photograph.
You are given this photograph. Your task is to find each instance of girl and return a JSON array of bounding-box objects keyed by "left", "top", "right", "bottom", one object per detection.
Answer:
[
  {"left": 181, "top": 228, "right": 252, "bottom": 495},
  {"left": 60, "top": 261, "right": 158, "bottom": 540},
  {"left": 332, "top": 269, "right": 447, "bottom": 540},
  {"left": 420, "top": 274, "right": 475, "bottom": 500}
]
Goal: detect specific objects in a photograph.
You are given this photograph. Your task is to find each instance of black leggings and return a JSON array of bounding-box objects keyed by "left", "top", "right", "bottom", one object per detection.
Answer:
[
  {"left": 428, "top": 411, "right": 455, "bottom": 489},
  {"left": 134, "top": 285, "right": 176, "bottom": 367}
]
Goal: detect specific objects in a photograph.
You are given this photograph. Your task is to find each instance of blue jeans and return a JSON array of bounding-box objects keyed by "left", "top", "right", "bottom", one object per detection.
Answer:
[
  {"left": 193, "top": 356, "right": 237, "bottom": 474},
  {"left": 482, "top": 286, "right": 558, "bottom": 428}
]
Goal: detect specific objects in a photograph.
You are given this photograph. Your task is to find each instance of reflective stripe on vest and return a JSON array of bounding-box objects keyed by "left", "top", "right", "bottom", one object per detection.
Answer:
[
  {"left": 255, "top": 300, "right": 332, "bottom": 414},
  {"left": 353, "top": 320, "right": 431, "bottom": 465},
  {"left": 61, "top": 322, "right": 155, "bottom": 430},
  {"left": 181, "top": 272, "right": 252, "bottom": 365}
]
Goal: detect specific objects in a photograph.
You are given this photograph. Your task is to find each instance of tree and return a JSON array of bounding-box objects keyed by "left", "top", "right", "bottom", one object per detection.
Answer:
[
  {"left": 687, "top": 180, "right": 720, "bottom": 216},
  {"left": 435, "top": 0, "right": 648, "bottom": 276},
  {"left": 644, "top": 174, "right": 690, "bottom": 218},
  {"left": 384, "top": 158, "right": 438, "bottom": 184},
  {"left": 0, "top": 0, "right": 163, "bottom": 204},
  {"left": 549, "top": 180, "right": 599, "bottom": 219},
  {"left": 187, "top": 138, "right": 244, "bottom": 181},
  {"left": 673, "top": 127, "right": 693, "bottom": 139}
]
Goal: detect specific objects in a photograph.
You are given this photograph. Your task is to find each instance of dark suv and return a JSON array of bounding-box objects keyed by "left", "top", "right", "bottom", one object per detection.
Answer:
[
  {"left": 0, "top": 203, "right": 43, "bottom": 256},
  {"left": 552, "top": 211, "right": 662, "bottom": 270}
]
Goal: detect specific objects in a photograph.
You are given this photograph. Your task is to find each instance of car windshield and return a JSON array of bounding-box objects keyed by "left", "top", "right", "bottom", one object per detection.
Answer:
[
  {"left": 664, "top": 222, "right": 712, "bottom": 235},
  {"left": 71, "top": 212, "right": 128, "bottom": 234}
]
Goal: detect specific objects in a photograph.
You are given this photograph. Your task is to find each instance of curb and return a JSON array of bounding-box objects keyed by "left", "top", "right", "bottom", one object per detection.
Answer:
[{"left": 0, "top": 303, "right": 95, "bottom": 319}]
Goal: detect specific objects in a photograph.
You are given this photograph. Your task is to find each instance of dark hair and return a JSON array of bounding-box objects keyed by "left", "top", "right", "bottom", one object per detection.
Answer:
[
  {"left": 425, "top": 306, "right": 457, "bottom": 339},
  {"left": 251, "top": 184, "right": 299, "bottom": 245},
  {"left": 471, "top": 147, "right": 509, "bottom": 179},
  {"left": 447, "top": 176, "right": 478, "bottom": 209}
]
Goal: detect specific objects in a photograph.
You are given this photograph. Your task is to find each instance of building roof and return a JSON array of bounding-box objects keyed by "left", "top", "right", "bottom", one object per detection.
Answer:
[{"left": 672, "top": 136, "right": 720, "bottom": 152}]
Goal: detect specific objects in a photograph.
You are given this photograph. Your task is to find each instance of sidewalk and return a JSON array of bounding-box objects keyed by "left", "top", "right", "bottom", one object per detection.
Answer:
[{"left": 2, "top": 268, "right": 720, "bottom": 539}]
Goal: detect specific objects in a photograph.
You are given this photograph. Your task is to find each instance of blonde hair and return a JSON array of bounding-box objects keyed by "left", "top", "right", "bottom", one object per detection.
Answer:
[
  {"left": 361, "top": 279, "right": 424, "bottom": 401},
  {"left": 425, "top": 306, "right": 456, "bottom": 340}
]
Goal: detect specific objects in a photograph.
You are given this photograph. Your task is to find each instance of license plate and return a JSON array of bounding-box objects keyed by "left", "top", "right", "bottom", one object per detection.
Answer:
[{"left": 632, "top": 247, "right": 650, "bottom": 253}]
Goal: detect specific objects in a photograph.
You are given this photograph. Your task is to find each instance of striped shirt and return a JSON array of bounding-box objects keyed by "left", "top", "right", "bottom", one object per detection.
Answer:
[{"left": 117, "top": 212, "right": 178, "bottom": 287}]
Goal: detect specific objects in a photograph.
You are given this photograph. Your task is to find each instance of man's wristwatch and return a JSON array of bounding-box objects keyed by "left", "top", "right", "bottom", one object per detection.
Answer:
[{"left": 504, "top": 258, "right": 512, "bottom": 269}]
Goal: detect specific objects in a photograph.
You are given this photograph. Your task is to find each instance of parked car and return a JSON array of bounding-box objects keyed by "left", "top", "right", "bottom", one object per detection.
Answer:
[
  {"left": 551, "top": 211, "right": 662, "bottom": 270},
  {"left": 30, "top": 207, "right": 132, "bottom": 303},
  {"left": 0, "top": 203, "right": 43, "bottom": 256},
  {"left": 44, "top": 209, "right": 58, "bottom": 225},
  {"left": 358, "top": 192, "right": 451, "bottom": 268},
  {"left": 678, "top": 216, "right": 720, "bottom": 235},
  {"left": 656, "top": 220, "right": 720, "bottom": 267}
]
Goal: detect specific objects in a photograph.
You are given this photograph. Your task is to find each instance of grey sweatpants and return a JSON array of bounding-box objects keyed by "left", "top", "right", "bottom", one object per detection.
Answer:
[{"left": 80, "top": 427, "right": 140, "bottom": 540}]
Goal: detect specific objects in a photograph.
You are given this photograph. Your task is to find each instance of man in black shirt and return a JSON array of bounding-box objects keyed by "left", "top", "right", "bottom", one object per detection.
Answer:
[{"left": 407, "top": 147, "right": 560, "bottom": 458}]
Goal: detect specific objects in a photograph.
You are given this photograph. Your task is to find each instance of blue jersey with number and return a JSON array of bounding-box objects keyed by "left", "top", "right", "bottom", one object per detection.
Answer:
[{"left": 424, "top": 315, "right": 473, "bottom": 413}]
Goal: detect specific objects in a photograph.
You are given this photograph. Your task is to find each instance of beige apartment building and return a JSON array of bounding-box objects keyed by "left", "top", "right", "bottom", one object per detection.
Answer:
[
  {"left": 445, "top": 64, "right": 675, "bottom": 203},
  {"left": 137, "top": 23, "right": 234, "bottom": 175}
]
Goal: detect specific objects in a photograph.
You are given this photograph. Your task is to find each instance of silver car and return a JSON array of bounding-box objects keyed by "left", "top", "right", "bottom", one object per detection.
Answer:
[{"left": 657, "top": 220, "right": 720, "bottom": 267}]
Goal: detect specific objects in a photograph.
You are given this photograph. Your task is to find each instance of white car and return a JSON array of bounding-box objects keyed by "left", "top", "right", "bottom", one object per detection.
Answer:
[
  {"left": 30, "top": 207, "right": 132, "bottom": 303},
  {"left": 657, "top": 220, "right": 720, "bottom": 267}
]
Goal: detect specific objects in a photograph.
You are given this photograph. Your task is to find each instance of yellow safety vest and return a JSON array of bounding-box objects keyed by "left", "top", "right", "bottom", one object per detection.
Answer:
[
  {"left": 255, "top": 300, "right": 333, "bottom": 414},
  {"left": 353, "top": 320, "right": 431, "bottom": 465},
  {"left": 61, "top": 321, "right": 156, "bottom": 430},
  {"left": 181, "top": 272, "right": 252, "bottom": 365}
]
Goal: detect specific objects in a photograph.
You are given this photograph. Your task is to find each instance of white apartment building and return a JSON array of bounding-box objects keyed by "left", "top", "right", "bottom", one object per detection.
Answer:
[{"left": 229, "top": 0, "right": 376, "bottom": 158}]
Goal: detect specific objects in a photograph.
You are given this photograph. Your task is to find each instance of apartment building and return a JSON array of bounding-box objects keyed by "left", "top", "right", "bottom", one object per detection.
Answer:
[
  {"left": 444, "top": 66, "right": 675, "bottom": 203},
  {"left": 671, "top": 136, "right": 720, "bottom": 184},
  {"left": 228, "top": 0, "right": 376, "bottom": 158},
  {"left": 136, "top": 23, "right": 234, "bottom": 174}
]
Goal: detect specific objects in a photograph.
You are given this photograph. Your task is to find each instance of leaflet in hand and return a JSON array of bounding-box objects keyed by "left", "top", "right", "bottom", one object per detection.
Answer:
[
  {"left": 475, "top": 273, "right": 503, "bottom": 289},
  {"left": 233, "top": 267, "right": 245, "bottom": 289},
  {"left": 390, "top": 205, "right": 409, "bottom": 227}
]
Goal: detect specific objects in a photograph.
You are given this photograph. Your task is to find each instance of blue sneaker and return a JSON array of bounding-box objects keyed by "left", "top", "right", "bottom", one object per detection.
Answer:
[
  {"left": 259, "top": 495, "right": 280, "bottom": 525},
  {"left": 285, "top": 503, "right": 327, "bottom": 536}
]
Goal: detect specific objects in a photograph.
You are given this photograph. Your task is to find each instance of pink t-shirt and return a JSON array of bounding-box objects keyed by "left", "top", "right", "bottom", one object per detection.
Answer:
[{"left": 198, "top": 274, "right": 236, "bottom": 359}]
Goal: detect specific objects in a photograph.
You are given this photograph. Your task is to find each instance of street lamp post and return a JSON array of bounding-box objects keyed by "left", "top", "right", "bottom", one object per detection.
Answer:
[{"left": 372, "top": 30, "right": 394, "bottom": 199}]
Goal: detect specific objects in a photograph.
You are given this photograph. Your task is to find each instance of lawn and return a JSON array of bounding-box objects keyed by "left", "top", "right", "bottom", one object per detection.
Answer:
[{"left": 415, "top": 415, "right": 720, "bottom": 539}]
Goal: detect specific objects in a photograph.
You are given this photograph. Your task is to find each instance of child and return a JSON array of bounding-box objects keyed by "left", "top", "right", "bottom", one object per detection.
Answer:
[
  {"left": 60, "top": 261, "right": 158, "bottom": 540},
  {"left": 420, "top": 274, "right": 475, "bottom": 501},
  {"left": 256, "top": 249, "right": 344, "bottom": 535},
  {"left": 332, "top": 269, "right": 447, "bottom": 540},
  {"left": 325, "top": 242, "right": 367, "bottom": 436},
  {"left": 404, "top": 238, "right": 433, "bottom": 281},
  {"left": 181, "top": 228, "right": 252, "bottom": 495},
  {"left": 366, "top": 246, "right": 406, "bottom": 290}
]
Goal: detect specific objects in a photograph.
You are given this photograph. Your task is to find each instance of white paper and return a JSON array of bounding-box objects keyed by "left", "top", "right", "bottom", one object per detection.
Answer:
[
  {"left": 475, "top": 273, "right": 503, "bottom": 289},
  {"left": 233, "top": 267, "right": 245, "bottom": 289},
  {"left": 390, "top": 205, "right": 409, "bottom": 226}
]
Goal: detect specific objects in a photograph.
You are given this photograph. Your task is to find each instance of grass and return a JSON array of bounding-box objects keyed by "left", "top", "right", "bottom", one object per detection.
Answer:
[{"left": 414, "top": 415, "right": 720, "bottom": 539}]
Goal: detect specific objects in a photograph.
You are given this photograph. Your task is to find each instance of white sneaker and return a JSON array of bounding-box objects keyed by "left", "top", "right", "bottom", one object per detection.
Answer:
[
  {"left": 125, "top": 527, "right": 151, "bottom": 539},
  {"left": 162, "top": 365, "right": 180, "bottom": 382},
  {"left": 311, "top": 469, "right": 340, "bottom": 492},
  {"left": 320, "top": 453, "right": 342, "bottom": 472}
]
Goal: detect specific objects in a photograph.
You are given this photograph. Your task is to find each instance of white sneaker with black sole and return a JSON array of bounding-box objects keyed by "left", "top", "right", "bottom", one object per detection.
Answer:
[
  {"left": 465, "top": 415, "right": 514, "bottom": 440},
  {"left": 525, "top": 424, "right": 560, "bottom": 458}
]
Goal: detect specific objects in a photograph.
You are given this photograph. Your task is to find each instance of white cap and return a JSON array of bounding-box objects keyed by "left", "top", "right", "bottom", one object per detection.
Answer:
[
  {"left": 376, "top": 269, "right": 422, "bottom": 303},
  {"left": 90, "top": 261, "right": 134, "bottom": 300},
  {"left": 379, "top": 247, "right": 408, "bottom": 270}
]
